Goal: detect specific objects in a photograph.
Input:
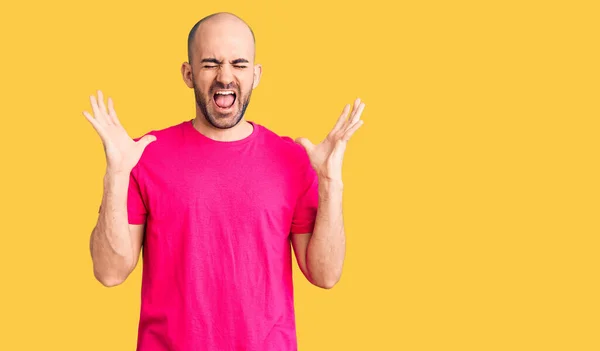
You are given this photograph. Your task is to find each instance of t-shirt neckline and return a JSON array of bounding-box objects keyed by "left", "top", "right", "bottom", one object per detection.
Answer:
[{"left": 186, "top": 119, "right": 259, "bottom": 146}]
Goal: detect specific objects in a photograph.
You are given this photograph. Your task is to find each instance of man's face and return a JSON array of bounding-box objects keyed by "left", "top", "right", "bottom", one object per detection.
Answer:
[{"left": 188, "top": 21, "right": 259, "bottom": 129}]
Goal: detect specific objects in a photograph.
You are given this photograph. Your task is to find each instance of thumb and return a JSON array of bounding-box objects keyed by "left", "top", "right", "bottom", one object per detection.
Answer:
[
  {"left": 137, "top": 134, "right": 157, "bottom": 150},
  {"left": 295, "top": 137, "right": 314, "bottom": 152}
]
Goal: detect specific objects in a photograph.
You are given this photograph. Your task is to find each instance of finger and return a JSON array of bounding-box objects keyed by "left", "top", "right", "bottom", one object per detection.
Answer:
[
  {"left": 330, "top": 104, "right": 351, "bottom": 136},
  {"left": 341, "top": 98, "right": 361, "bottom": 129},
  {"left": 295, "top": 137, "right": 315, "bottom": 153},
  {"left": 83, "top": 111, "right": 107, "bottom": 140},
  {"left": 137, "top": 134, "right": 157, "bottom": 149},
  {"left": 352, "top": 98, "right": 361, "bottom": 115},
  {"left": 107, "top": 97, "right": 122, "bottom": 126},
  {"left": 97, "top": 90, "right": 107, "bottom": 113},
  {"left": 346, "top": 102, "right": 365, "bottom": 131},
  {"left": 345, "top": 100, "right": 363, "bottom": 126},
  {"left": 135, "top": 134, "right": 157, "bottom": 155},
  {"left": 342, "top": 120, "right": 364, "bottom": 141},
  {"left": 98, "top": 90, "right": 115, "bottom": 124},
  {"left": 90, "top": 95, "right": 108, "bottom": 125}
]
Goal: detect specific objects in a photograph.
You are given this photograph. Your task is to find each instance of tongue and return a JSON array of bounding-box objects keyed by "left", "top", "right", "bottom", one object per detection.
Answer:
[{"left": 214, "top": 94, "right": 235, "bottom": 108}]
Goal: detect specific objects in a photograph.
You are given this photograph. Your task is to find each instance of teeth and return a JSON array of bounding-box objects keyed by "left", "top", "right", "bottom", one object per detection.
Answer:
[{"left": 215, "top": 91, "right": 235, "bottom": 95}]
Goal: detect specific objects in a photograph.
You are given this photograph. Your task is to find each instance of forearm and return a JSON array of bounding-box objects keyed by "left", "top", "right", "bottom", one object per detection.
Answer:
[
  {"left": 90, "top": 172, "right": 135, "bottom": 286},
  {"left": 306, "top": 178, "right": 345, "bottom": 288}
]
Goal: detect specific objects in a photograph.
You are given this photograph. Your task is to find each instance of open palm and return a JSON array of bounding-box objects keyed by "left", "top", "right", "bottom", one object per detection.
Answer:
[
  {"left": 83, "top": 90, "right": 156, "bottom": 174},
  {"left": 296, "top": 98, "right": 365, "bottom": 182}
]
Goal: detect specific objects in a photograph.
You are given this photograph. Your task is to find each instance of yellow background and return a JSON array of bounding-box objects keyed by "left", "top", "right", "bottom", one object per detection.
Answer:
[{"left": 1, "top": 0, "right": 598, "bottom": 350}]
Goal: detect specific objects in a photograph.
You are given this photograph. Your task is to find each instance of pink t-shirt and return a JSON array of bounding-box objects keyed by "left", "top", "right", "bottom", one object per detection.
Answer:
[{"left": 127, "top": 120, "right": 319, "bottom": 351}]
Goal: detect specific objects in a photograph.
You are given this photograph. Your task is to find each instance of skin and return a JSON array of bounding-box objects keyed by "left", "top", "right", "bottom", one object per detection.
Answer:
[
  {"left": 181, "top": 13, "right": 261, "bottom": 141},
  {"left": 85, "top": 12, "right": 365, "bottom": 289},
  {"left": 84, "top": 90, "right": 150, "bottom": 287}
]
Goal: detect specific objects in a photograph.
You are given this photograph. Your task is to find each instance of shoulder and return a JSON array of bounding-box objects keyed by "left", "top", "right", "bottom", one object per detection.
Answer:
[
  {"left": 131, "top": 120, "right": 189, "bottom": 168},
  {"left": 133, "top": 120, "right": 188, "bottom": 144},
  {"left": 255, "top": 123, "right": 310, "bottom": 162},
  {"left": 254, "top": 123, "right": 315, "bottom": 187}
]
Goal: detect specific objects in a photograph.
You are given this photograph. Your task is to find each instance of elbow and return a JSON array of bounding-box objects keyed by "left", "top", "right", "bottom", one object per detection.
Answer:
[
  {"left": 312, "top": 273, "right": 342, "bottom": 290},
  {"left": 97, "top": 276, "right": 125, "bottom": 288},
  {"left": 305, "top": 263, "right": 343, "bottom": 289},
  {"left": 316, "top": 281, "right": 337, "bottom": 290},
  {"left": 91, "top": 252, "right": 135, "bottom": 287},
  {"left": 93, "top": 267, "right": 130, "bottom": 288},
  {"left": 319, "top": 278, "right": 340, "bottom": 289}
]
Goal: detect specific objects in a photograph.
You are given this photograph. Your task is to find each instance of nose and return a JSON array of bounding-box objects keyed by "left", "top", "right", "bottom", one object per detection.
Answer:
[{"left": 216, "top": 64, "right": 234, "bottom": 86}]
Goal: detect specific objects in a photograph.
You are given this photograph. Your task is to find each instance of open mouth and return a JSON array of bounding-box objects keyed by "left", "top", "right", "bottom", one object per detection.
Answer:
[{"left": 213, "top": 90, "right": 236, "bottom": 110}]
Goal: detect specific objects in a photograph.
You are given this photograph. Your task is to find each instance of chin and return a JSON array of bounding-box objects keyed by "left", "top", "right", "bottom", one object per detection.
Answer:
[{"left": 207, "top": 108, "right": 243, "bottom": 129}]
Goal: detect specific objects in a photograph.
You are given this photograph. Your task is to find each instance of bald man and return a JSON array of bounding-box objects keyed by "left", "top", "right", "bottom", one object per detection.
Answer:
[{"left": 84, "top": 12, "right": 364, "bottom": 351}]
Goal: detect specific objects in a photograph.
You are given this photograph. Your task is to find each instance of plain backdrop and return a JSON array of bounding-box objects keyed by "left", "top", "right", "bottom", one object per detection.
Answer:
[{"left": 0, "top": 0, "right": 598, "bottom": 350}]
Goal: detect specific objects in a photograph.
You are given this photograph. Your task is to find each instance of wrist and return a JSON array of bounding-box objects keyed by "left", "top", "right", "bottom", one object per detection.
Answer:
[
  {"left": 317, "top": 172, "right": 343, "bottom": 186},
  {"left": 318, "top": 176, "right": 344, "bottom": 197},
  {"left": 104, "top": 170, "right": 130, "bottom": 186}
]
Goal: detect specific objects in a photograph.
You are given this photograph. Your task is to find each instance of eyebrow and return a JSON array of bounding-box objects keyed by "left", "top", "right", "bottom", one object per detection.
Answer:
[
  {"left": 231, "top": 58, "right": 249, "bottom": 64},
  {"left": 201, "top": 58, "right": 221, "bottom": 64},
  {"left": 200, "top": 58, "right": 249, "bottom": 65}
]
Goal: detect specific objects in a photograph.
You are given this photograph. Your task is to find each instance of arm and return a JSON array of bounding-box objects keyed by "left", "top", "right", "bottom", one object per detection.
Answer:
[
  {"left": 292, "top": 178, "right": 345, "bottom": 289},
  {"left": 293, "top": 98, "right": 365, "bottom": 289},
  {"left": 89, "top": 172, "right": 144, "bottom": 287},
  {"left": 83, "top": 90, "right": 156, "bottom": 287}
]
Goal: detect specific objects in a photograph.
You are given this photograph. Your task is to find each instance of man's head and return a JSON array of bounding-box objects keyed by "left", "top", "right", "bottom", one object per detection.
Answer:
[{"left": 181, "top": 12, "right": 262, "bottom": 129}]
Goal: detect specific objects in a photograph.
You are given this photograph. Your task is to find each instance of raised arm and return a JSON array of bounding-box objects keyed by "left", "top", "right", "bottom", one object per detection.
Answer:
[
  {"left": 83, "top": 90, "right": 156, "bottom": 287},
  {"left": 292, "top": 98, "right": 365, "bottom": 289}
]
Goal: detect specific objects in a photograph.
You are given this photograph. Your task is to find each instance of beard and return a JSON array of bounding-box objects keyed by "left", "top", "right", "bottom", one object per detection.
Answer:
[{"left": 193, "top": 81, "right": 252, "bottom": 130}]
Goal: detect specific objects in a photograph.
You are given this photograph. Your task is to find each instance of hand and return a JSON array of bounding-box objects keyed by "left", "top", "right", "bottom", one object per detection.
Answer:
[
  {"left": 83, "top": 90, "right": 156, "bottom": 175},
  {"left": 295, "top": 98, "right": 365, "bottom": 182}
]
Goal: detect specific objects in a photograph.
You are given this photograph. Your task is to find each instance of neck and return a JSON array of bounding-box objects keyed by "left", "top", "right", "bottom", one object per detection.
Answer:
[{"left": 192, "top": 116, "right": 254, "bottom": 142}]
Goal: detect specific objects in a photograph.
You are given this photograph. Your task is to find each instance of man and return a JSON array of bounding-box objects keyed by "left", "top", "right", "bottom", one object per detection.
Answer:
[{"left": 84, "top": 12, "right": 365, "bottom": 351}]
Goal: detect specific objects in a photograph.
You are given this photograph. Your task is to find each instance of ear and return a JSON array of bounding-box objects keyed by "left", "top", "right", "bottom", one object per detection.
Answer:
[
  {"left": 252, "top": 64, "right": 262, "bottom": 89},
  {"left": 181, "top": 62, "right": 194, "bottom": 89}
]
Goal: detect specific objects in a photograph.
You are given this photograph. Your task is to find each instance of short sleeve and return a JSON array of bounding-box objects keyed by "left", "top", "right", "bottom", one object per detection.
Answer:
[
  {"left": 290, "top": 155, "right": 319, "bottom": 234},
  {"left": 127, "top": 167, "right": 147, "bottom": 225}
]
